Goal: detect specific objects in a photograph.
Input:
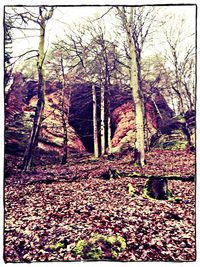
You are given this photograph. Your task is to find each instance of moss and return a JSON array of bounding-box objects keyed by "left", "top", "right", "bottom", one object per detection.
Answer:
[
  {"left": 155, "top": 140, "right": 188, "bottom": 150},
  {"left": 89, "top": 157, "right": 99, "bottom": 162},
  {"left": 166, "top": 179, "right": 173, "bottom": 200},
  {"left": 143, "top": 179, "right": 154, "bottom": 200},
  {"left": 176, "top": 115, "right": 186, "bottom": 123},
  {"left": 111, "top": 249, "right": 118, "bottom": 258},
  {"left": 107, "top": 236, "right": 116, "bottom": 245},
  {"left": 73, "top": 234, "right": 126, "bottom": 260},
  {"left": 85, "top": 246, "right": 103, "bottom": 260},
  {"left": 128, "top": 172, "right": 141, "bottom": 177},
  {"left": 23, "top": 111, "right": 33, "bottom": 129},
  {"left": 164, "top": 174, "right": 181, "bottom": 180},
  {"left": 72, "top": 239, "right": 87, "bottom": 256},
  {"left": 116, "top": 234, "right": 126, "bottom": 250},
  {"left": 49, "top": 241, "right": 65, "bottom": 250},
  {"left": 127, "top": 183, "right": 135, "bottom": 196}
]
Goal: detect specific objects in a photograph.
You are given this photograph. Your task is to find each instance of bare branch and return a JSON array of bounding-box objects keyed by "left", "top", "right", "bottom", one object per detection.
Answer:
[{"left": 92, "top": 7, "right": 113, "bottom": 22}]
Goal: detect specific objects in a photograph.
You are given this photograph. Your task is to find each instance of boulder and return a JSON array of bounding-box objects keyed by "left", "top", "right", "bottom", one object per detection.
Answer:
[
  {"left": 110, "top": 101, "right": 158, "bottom": 155},
  {"left": 150, "top": 114, "right": 194, "bottom": 150}
]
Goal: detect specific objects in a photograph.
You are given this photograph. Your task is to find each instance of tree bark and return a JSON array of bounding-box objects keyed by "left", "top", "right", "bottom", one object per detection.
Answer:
[
  {"left": 128, "top": 10, "right": 145, "bottom": 167},
  {"left": 107, "top": 84, "right": 112, "bottom": 155},
  {"left": 60, "top": 56, "right": 70, "bottom": 164},
  {"left": 92, "top": 83, "right": 99, "bottom": 157},
  {"left": 22, "top": 7, "right": 54, "bottom": 171},
  {"left": 100, "top": 85, "right": 105, "bottom": 155},
  {"left": 22, "top": 19, "right": 46, "bottom": 171},
  {"left": 117, "top": 7, "right": 145, "bottom": 167},
  {"left": 144, "top": 177, "right": 170, "bottom": 200}
]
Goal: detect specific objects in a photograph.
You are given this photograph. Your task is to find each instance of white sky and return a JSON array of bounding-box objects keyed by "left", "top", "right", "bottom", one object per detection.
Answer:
[{"left": 8, "top": 5, "right": 196, "bottom": 66}]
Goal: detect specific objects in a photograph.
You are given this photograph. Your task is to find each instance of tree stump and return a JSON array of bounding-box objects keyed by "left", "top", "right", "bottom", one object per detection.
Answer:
[{"left": 144, "top": 176, "right": 171, "bottom": 200}]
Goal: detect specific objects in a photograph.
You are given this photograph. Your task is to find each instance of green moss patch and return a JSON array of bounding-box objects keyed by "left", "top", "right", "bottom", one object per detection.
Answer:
[
  {"left": 49, "top": 241, "right": 66, "bottom": 250},
  {"left": 128, "top": 172, "right": 142, "bottom": 177},
  {"left": 127, "top": 183, "right": 135, "bottom": 196},
  {"left": 72, "top": 233, "right": 126, "bottom": 260},
  {"left": 155, "top": 140, "right": 188, "bottom": 150}
]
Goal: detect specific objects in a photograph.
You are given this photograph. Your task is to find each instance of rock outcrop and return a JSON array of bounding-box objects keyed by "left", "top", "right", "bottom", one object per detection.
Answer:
[
  {"left": 5, "top": 73, "right": 86, "bottom": 163},
  {"left": 5, "top": 73, "right": 195, "bottom": 163},
  {"left": 110, "top": 101, "right": 158, "bottom": 155},
  {"left": 150, "top": 113, "right": 195, "bottom": 151}
]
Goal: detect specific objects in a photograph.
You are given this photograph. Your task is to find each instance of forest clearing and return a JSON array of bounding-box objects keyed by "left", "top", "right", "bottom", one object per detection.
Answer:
[{"left": 4, "top": 4, "right": 196, "bottom": 263}]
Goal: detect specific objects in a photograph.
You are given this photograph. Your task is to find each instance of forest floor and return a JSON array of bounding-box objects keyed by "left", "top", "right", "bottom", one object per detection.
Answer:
[{"left": 4, "top": 149, "right": 195, "bottom": 262}]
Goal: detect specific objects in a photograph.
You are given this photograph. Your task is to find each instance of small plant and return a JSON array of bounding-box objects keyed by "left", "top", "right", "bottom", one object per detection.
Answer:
[
  {"left": 85, "top": 245, "right": 103, "bottom": 260},
  {"left": 175, "top": 197, "right": 182, "bottom": 203},
  {"left": 127, "top": 183, "right": 135, "bottom": 196}
]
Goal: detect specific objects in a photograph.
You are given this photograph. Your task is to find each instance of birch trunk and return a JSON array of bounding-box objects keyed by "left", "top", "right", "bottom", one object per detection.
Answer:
[
  {"left": 128, "top": 11, "right": 145, "bottom": 167},
  {"left": 117, "top": 7, "right": 145, "bottom": 166},
  {"left": 92, "top": 84, "right": 99, "bottom": 157},
  {"left": 107, "top": 85, "right": 112, "bottom": 155},
  {"left": 100, "top": 85, "right": 105, "bottom": 155},
  {"left": 107, "top": 84, "right": 112, "bottom": 155}
]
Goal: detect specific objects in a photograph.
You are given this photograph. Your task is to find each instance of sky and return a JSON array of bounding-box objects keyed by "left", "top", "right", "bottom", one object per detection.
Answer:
[{"left": 6, "top": 5, "right": 196, "bottom": 69}]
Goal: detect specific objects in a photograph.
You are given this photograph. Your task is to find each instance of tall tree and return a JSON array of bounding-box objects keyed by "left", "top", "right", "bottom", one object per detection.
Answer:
[
  {"left": 54, "top": 29, "right": 102, "bottom": 157},
  {"left": 163, "top": 14, "right": 195, "bottom": 114},
  {"left": 60, "top": 55, "right": 71, "bottom": 164},
  {"left": 22, "top": 6, "right": 54, "bottom": 171},
  {"left": 116, "top": 7, "right": 145, "bottom": 167},
  {"left": 4, "top": 11, "right": 13, "bottom": 87},
  {"left": 100, "top": 83, "right": 105, "bottom": 155},
  {"left": 92, "top": 84, "right": 99, "bottom": 157},
  {"left": 43, "top": 46, "right": 75, "bottom": 163}
]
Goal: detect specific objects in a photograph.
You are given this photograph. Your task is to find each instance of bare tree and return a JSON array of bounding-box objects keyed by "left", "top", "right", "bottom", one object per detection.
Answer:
[
  {"left": 92, "top": 84, "right": 99, "bottom": 157},
  {"left": 116, "top": 7, "right": 145, "bottom": 166},
  {"left": 163, "top": 14, "right": 195, "bottom": 114},
  {"left": 22, "top": 6, "right": 54, "bottom": 171},
  {"left": 60, "top": 55, "right": 71, "bottom": 164}
]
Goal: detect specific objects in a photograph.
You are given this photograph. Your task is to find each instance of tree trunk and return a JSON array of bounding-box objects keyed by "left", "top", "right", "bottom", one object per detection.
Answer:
[
  {"left": 92, "top": 83, "right": 99, "bottom": 157},
  {"left": 107, "top": 84, "right": 112, "bottom": 155},
  {"left": 117, "top": 7, "right": 145, "bottom": 167},
  {"left": 183, "top": 82, "right": 193, "bottom": 111},
  {"left": 100, "top": 85, "right": 105, "bottom": 155},
  {"left": 22, "top": 19, "right": 46, "bottom": 171},
  {"left": 60, "top": 56, "right": 70, "bottom": 164},
  {"left": 171, "top": 85, "right": 184, "bottom": 115},
  {"left": 129, "top": 28, "right": 145, "bottom": 167},
  {"left": 61, "top": 87, "right": 68, "bottom": 164}
]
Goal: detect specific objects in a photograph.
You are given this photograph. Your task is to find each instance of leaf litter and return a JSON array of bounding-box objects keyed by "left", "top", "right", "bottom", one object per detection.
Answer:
[{"left": 4, "top": 150, "right": 195, "bottom": 262}]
